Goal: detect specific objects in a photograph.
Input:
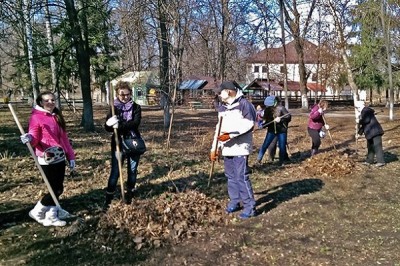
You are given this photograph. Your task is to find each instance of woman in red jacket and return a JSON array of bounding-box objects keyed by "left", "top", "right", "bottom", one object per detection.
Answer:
[
  {"left": 307, "top": 100, "right": 329, "bottom": 156},
  {"left": 20, "top": 91, "right": 76, "bottom": 226}
]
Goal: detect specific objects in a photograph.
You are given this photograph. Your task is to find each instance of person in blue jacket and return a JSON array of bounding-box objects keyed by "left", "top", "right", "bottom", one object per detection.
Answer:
[{"left": 210, "top": 81, "right": 257, "bottom": 219}]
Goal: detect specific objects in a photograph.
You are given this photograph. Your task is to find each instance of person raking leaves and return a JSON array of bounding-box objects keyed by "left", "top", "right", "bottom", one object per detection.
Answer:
[
  {"left": 355, "top": 100, "right": 385, "bottom": 167},
  {"left": 210, "top": 81, "right": 257, "bottom": 219},
  {"left": 256, "top": 95, "right": 291, "bottom": 165},
  {"left": 307, "top": 99, "right": 330, "bottom": 156}
]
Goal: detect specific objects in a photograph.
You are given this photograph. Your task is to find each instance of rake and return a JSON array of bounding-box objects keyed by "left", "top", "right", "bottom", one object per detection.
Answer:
[{"left": 8, "top": 103, "right": 75, "bottom": 219}]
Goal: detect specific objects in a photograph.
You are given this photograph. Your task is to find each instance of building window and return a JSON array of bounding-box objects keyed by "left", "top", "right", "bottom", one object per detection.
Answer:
[
  {"left": 262, "top": 66, "right": 267, "bottom": 73},
  {"left": 254, "top": 65, "right": 259, "bottom": 73}
]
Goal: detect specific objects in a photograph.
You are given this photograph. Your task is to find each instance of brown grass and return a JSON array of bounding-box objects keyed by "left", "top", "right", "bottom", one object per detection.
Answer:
[{"left": 1, "top": 105, "right": 400, "bottom": 265}]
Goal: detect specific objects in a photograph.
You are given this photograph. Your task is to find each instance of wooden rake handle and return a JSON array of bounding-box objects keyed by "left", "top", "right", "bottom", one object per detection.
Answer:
[
  {"left": 8, "top": 104, "right": 62, "bottom": 208},
  {"left": 208, "top": 116, "right": 223, "bottom": 187}
]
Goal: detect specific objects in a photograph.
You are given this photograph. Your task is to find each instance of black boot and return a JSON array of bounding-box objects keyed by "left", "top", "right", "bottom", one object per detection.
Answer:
[
  {"left": 125, "top": 188, "right": 135, "bottom": 205},
  {"left": 103, "top": 191, "right": 114, "bottom": 211},
  {"left": 311, "top": 149, "right": 318, "bottom": 156}
]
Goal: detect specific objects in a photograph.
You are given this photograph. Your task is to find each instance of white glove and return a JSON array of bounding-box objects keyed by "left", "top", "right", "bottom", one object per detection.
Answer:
[
  {"left": 20, "top": 133, "right": 32, "bottom": 144},
  {"left": 274, "top": 117, "right": 281, "bottom": 123},
  {"left": 69, "top": 160, "right": 76, "bottom": 170},
  {"left": 318, "top": 108, "right": 323, "bottom": 114},
  {"left": 106, "top": 115, "right": 119, "bottom": 128},
  {"left": 115, "top": 151, "right": 123, "bottom": 160},
  {"left": 324, "top": 124, "right": 330, "bottom": 130}
]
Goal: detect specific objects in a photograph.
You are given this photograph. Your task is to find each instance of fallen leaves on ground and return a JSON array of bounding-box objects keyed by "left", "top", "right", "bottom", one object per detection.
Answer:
[
  {"left": 97, "top": 190, "right": 229, "bottom": 250},
  {"left": 299, "top": 151, "right": 355, "bottom": 178}
]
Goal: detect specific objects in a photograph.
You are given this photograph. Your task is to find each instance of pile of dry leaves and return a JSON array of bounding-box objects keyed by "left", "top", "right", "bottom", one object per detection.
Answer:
[
  {"left": 299, "top": 151, "right": 356, "bottom": 178},
  {"left": 97, "top": 190, "right": 229, "bottom": 250}
]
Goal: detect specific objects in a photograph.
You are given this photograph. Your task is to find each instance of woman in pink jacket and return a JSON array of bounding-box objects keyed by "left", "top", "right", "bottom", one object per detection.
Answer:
[{"left": 20, "top": 91, "right": 76, "bottom": 227}]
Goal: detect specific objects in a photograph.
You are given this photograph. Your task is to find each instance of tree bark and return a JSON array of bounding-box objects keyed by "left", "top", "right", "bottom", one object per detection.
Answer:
[
  {"left": 44, "top": 0, "right": 59, "bottom": 108},
  {"left": 23, "top": 0, "right": 40, "bottom": 101},
  {"left": 64, "top": 0, "right": 94, "bottom": 131},
  {"left": 380, "top": 0, "right": 394, "bottom": 121}
]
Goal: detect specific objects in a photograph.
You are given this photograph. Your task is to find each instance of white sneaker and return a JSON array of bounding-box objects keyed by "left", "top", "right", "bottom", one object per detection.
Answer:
[
  {"left": 29, "top": 201, "right": 49, "bottom": 224},
  {"left": 42, "top": 206, "right": 66, "bottom": 227}
]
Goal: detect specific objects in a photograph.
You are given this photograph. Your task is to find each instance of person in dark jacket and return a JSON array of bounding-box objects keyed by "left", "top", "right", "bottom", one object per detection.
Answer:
[
  {"left": 307, "top": 100, "right": 330, "bottom": 156},
  {"left": 355, "top": 101, "right": 385, "bottom": 167},
  {"left": 104, "top": 81, "right": 143, "bottom": 209},
  {"left": 257, "top": 95, "right": 291, "bottom": 165}
]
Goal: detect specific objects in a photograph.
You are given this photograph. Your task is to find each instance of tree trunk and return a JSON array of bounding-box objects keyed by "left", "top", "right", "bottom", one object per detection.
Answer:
[
  {"left": 279, "top": 0, "right": 289, "bottom": 109},
  {"left": 219, "top": 0, "right": 229, "bottom": 81},
  {"left": 44, "top": 0, "right": 59, "bottom": 108},
  {"left": 158, "top": 0, "right": 171, "bottom": 134},
  {"left": 294, "top": 39, "right": 309, "bottom": 109},
  {"left": 23, "top": 0, "right": 40, "bottom": 101},
  {"left": 64, "top": 0, "right": 94, "bottom": 131},
  {"left": 380, "top": 1, "right": 394, "bottom": 121},
  {"left": 281, "top": 1, "right": 317, "bottom": 109}
]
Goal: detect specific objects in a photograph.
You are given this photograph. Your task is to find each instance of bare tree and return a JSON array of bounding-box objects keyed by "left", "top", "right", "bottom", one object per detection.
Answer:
[
  {"left": 380, "top": 0, "right": 394, "bottom": 120},
  {"left": 279, "top": 0, "right": 289, "bottom": 109},
  {"left": 44, "top": 0, "right": 59, "bottom": 107},
  {"left": 281, "top": 0, "right": 317, "bottom": 109},
  {"left": 23, "top": 0, "right": 40, "bottom": 100},
  {"left": 325, "top": 0, "right": 359, "bottom": 100}
]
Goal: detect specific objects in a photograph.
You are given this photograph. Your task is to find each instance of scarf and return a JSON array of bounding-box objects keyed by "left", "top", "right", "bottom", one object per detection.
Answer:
[{"left": 114, "top": 98, "right": 133, "bottom": 122}]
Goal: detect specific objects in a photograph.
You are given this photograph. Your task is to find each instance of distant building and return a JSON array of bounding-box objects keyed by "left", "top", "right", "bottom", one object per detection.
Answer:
[
  {"left": 178, "top": 75, "right": 221, "bottom": 109},
  {"left": 107, "top": 71, "right": 159, "bottom": 106},
  {"left": 245, "top": 39, "right": 330, "bottom": 100}
]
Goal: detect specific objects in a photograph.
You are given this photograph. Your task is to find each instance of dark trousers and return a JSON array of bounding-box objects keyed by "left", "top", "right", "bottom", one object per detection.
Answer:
[
  {"left": 107, "top": 150, "right": 140, "bottom": 193},
  {"left": 40, "top": 160, "right": 66, "bottom": 206},
  {"left": 268, "top": 136, "right": 278, "bottom": 161},
  {"left": 366, "top": 135, "right": 385, "bottom": 164},
  {"left": 224, "top": 156, "right": 255, "bottom": 214},
  {"left": 308, "top": 127, "right": 321, "bottom": 150}
]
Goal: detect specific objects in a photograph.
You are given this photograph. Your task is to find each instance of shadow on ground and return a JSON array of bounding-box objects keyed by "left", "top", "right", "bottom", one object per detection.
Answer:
[{"left": 255, "top": 178, "right": 324, "bottom": 214}]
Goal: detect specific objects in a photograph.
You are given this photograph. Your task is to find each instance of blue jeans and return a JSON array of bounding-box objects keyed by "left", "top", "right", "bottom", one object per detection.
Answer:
[
  {"left": 107, "top": 151, "right": 140, "bottom": 193},
  {"left": 258, "top": 132, "right": 287, "bottom": 163},
  {"left": 224, "top": 156, "right": 255, "bottom": 214}
]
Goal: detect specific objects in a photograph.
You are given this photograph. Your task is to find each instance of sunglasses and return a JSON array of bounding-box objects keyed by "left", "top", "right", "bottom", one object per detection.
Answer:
[{"left": 118, "top": 93, "right": 131, "bottom": 97}]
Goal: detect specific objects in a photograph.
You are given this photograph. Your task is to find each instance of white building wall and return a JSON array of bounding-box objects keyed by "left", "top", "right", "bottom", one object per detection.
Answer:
[{"left": 247, "top": 63, "right": 320, "bottom": 83}]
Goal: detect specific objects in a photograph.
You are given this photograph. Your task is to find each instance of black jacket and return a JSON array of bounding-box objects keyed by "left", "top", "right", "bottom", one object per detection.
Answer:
[
  {"left": 358, "top": 107, "right": 384, "bottom": 140},
  {"left": 262, "top": 105, "right": 291, "bottom": 134},
  {"left": 105, "top": 101, "right": 142, "bottom": 149}
]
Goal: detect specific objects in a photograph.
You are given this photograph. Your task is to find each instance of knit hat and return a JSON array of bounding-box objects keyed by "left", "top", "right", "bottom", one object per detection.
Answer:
[{"left": 264, "top": 95, "right": 276, "bottom": 107}]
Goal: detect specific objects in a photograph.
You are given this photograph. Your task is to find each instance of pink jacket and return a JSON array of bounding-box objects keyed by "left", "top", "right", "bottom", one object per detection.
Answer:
[{"left": 28, "top": 106, "right": 75, "bottom": 161}]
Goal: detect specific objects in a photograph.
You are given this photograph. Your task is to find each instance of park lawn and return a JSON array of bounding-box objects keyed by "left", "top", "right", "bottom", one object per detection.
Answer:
[{"left": 1, "top": 104, "right": 400, "bottom": 265}]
